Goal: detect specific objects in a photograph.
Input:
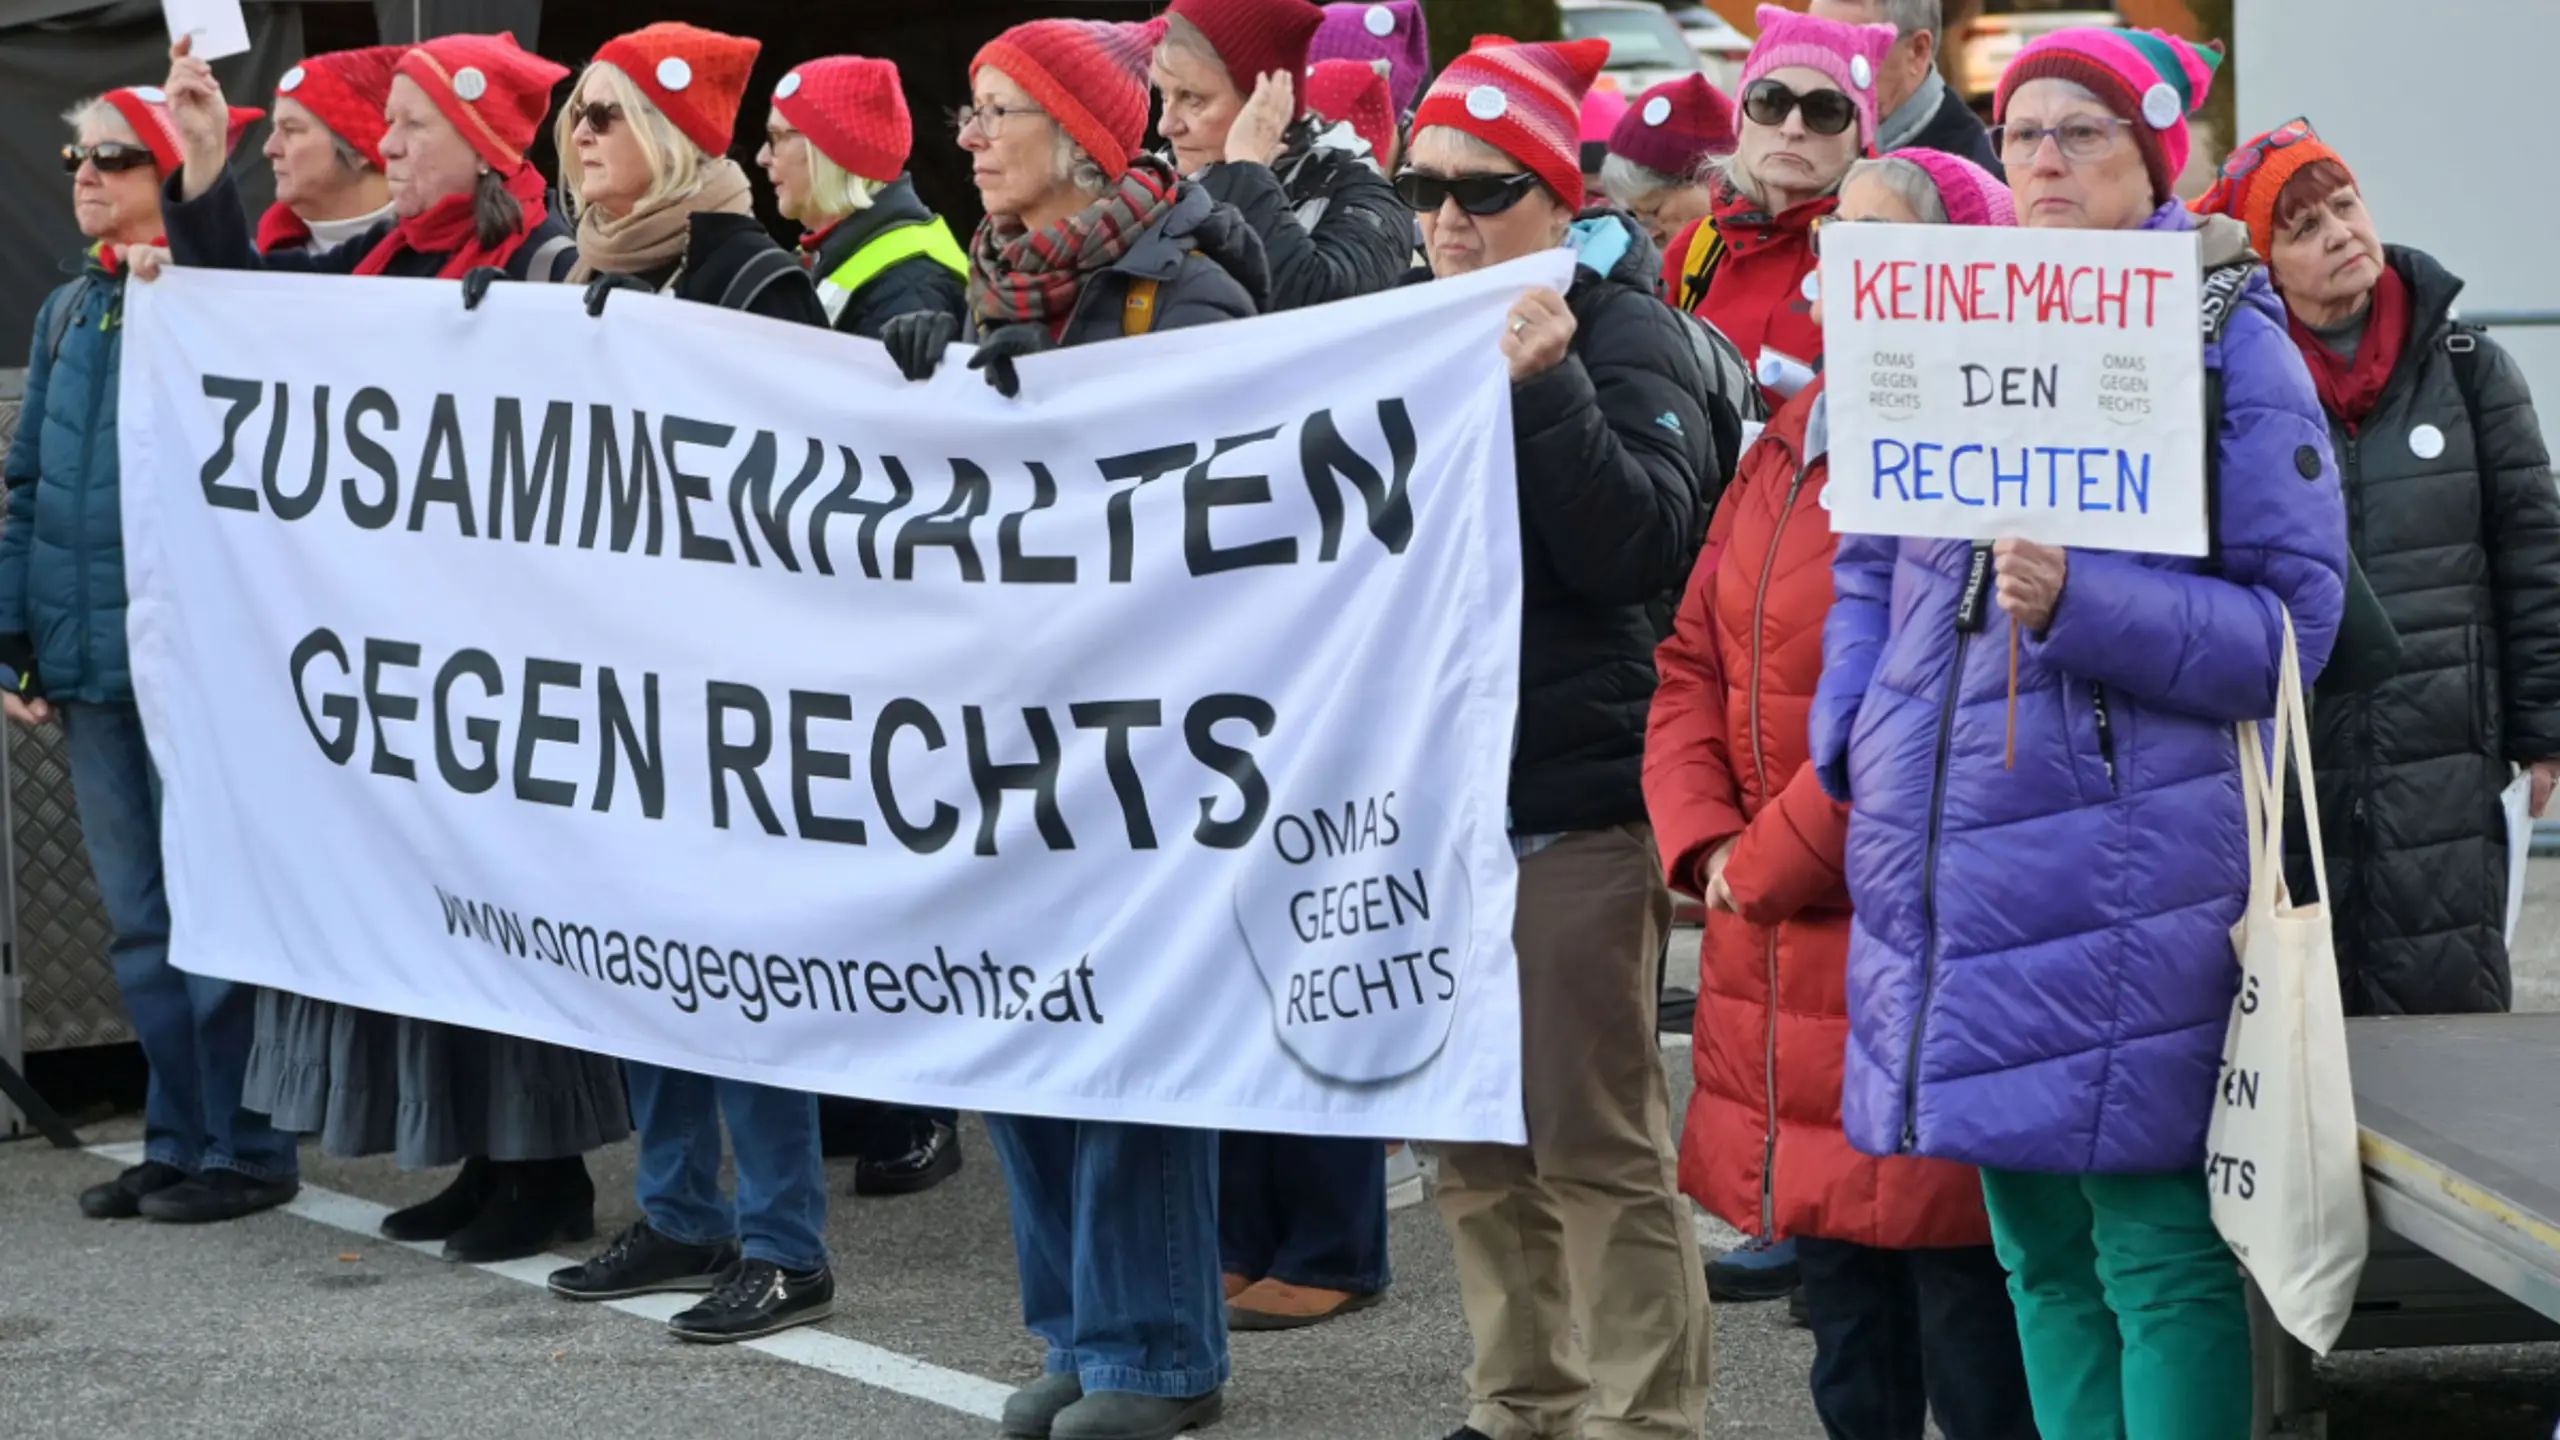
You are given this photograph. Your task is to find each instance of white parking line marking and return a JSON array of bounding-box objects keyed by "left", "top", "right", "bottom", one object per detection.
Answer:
[{"left": 84, "top": 1142, "right": 1011, "bottom": 1420}]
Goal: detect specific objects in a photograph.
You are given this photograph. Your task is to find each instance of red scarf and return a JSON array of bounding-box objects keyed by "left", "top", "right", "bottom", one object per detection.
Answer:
[
  {"left": 2287, "top": 263, "right": 2410, "bottom": 432},
  {"left": 255, "top": 202, "right": 313, "bottom": 254},
  {"left": 798, "top": 215, "right": 844, "bottom": 269},
  {"left": 352, "top": 166, "right": 549, "bottom": 280}
]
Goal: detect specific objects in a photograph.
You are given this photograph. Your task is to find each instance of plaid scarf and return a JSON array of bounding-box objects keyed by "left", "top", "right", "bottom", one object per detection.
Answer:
[{"left": 969, "top": 157, "right": 1178, "bottom": 332}]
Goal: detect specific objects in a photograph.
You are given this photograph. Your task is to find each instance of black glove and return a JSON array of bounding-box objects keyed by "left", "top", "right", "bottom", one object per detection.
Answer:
[
  {"left": 0, "top": 632, "right": 43, "bottom": 700},
  {"left": 969, "top": 323, "right": 1054, "bottom": 399},
  {"left": 582, "top": 272, "right": 652, "bottom": 318},
  {"left": 882, "top": 311, "right": 958, "bottom": 382},
  {"left": 460, "top": 266, "right": 508, "bottom": 311}
]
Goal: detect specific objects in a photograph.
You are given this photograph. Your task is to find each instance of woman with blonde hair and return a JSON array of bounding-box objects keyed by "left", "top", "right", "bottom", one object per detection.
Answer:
[{"left": 761, "top": 55, "right": 967, "bottom": 344}]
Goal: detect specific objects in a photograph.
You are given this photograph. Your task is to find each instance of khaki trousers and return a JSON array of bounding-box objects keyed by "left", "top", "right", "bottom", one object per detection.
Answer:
[{"left": 1435, "top": 823, "right": 1712, "bottom": 1439}]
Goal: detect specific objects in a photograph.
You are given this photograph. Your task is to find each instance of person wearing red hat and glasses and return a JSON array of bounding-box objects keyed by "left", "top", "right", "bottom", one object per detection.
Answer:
[
  {"left": 760, "top": 56, "right": 969, "bottom": 344},
  {"left": 148, "top": 36, "right": 632, "bottom": 1269},
  {"left": 881, "top": 18, "right": 1263, "bottom": 1439},
  {"left": 7, "top": 85, "right": 301, "bottom": 1229},
  {"left": 532, "top": 22, "right": 836, "bottom": 1349},
  {"left": 1600, "top": 74, "right": 1736, "bottom": 252},
  {"left": 1151, "top": 0, "right": 1410, "bottom": 314},
  {"left": 256, "top": 45, "right": 400, "bottom": 256},
  {"left": 1396, "top": 36, "right": 1717, "bottom": 1440}
]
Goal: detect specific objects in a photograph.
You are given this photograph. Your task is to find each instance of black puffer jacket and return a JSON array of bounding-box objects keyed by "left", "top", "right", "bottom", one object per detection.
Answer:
[
  {"left": 965, "top": 176, "right": 1269, "bottom": 347},
  {"left": 1506, "top": 213, "right": 1715, "bottom": 833},
  {"left": 1195, "top": 119, "right": 1411, "bottom": 313},
  {"left": 618, "top": 211, "right": 827, "bottom": 328},
  {"left": 800, "top": 176, "right": 968, "bottom": 339},
  {"left": 2294, "top": 245, "right": 2560, "bottom": 1015}
]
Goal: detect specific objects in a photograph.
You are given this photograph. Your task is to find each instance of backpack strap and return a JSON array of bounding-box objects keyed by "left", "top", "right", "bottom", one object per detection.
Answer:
[
  {"left": 522, "top": 233, "right": 576, "bottom": 285},
  {"left": 1674, "top": 222, "right": 1727, "bottom": 314},
  {"left": 718, "top": 247, "right": 806, "bottom": 315},
  {"left": 2444, "top": 324, "right": 2485, "bottom": 424},
  {"left": 2195, "top": 258, "right": 2259, "bottom": 570},
  {"left": 1122, "top": 277, "right": 1162, "bottom": 338},
  {"left": 41, "top": 280, "right": 88, "bottom": 368}
]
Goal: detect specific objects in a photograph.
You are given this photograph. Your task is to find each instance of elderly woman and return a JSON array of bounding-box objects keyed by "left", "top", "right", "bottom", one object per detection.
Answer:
[
  {"left": 1152, "top": 0, "right": 1409, "bottom": 313},
  {"left": 761, "top": 56, "right": 967, "bottom": 343},
  {"left": 256, "top": 45, "right": 399, "bottom": 256},
  {"left": 1602, "top": 73, "right": 1736, "bottom": 251},
  {"left": 2196, "top": 124, "right": 2560, "bottom": 1018},
  {"left": 149, "top": 33, "right": 624, "bottom": 1264},
  {"left": 881, "top": 19, "right": 1262, "bottom": 1439},
  {"left": 1814, "top": 32, "right": 2348, "bottom": 1440},
  {"left": 6, "top": 86, "right": 299, "bottom": 1227},
  {"left": 1673, "top": 6, "right": 1895, "bottom": 409},
  {"left": 525, "top": 22, "right": 838, "bottom": 1347},
  {"left": 1647, "top": 150, "right": 2037, "bottom": 1440},
  {"left": 1395, "top": 36, "right": 1720, "bottom": 1440}
]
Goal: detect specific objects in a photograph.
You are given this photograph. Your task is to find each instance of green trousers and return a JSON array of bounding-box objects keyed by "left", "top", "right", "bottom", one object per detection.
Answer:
[{"left": 1980, "top": 1168, "right": 2252, "bottom": 1440}]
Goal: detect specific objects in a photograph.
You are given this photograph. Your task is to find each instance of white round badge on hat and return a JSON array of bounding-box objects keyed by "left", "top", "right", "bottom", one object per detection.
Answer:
[
  {"left": 1466, "top": 85, "right": 1507, "bottom": 122},
  {"left": 453, "top": 67, "right": 487, "bottom": 102},
  {"left": 776, "top": 71, "right": 802, "bottom": 100},
  {"left": 278, "top": 65, "right": 306, "bottom": 93},
  {"left": 1849, "top": 56, "right": 1874, "bottom": 91},
  {"left": 1364, "top": 4, "right": 1396, "bottom": 37},
  {"left": 1643, "top": 95, "right": 1673, "bottom": 127},
  {"left": 2410, "top": 423, "right": 2447, "bottom": 460},
  {"left": 133, "top": 85, "right": 166, "bottom": 103},
  {"left": 657, "top": 57, "right": 694, "bottom": 92},
  {"left": 2141, "top": 82, "right": 2182, "bottom": 129}
]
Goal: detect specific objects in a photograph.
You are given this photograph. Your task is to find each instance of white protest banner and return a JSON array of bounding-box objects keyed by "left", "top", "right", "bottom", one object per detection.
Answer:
[
  {"left": 120, "top": 254, "right": 1567, "bottom": 1143},
  {"left": 1821, "top": 224, "right": 2207, "bottom": 555}
]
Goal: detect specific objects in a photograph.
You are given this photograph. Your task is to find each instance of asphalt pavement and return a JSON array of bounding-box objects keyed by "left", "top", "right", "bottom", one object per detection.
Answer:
[{"left": 7, "top": 867, "right": 2560, "bottom": 1439}]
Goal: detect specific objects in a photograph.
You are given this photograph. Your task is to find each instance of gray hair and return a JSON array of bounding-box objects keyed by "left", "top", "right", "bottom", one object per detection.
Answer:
[
  {"left": 1410, "top": 124, "right": 1521, "bottom": 172},
  {"left": 1051, "top": 130, "right": 1113, "bottom": 197},
  {"left": 329, "top": 131, "right": 372, "bottom": 175},
  {"left": 1158, "top": 14, "right": 1228, "bottom": 78},
  {"left": 1841, "top": 155, "right": 1948, "bottom": 224},
  {"left": 62, "top": 95, "right": 131, "bottom": 138},
  {"left": 1879, "top": 0, "right": 1941, "bottom": 38},
  {"left": 1599, "top": 152, "right": 1682, "bottom": 209}
]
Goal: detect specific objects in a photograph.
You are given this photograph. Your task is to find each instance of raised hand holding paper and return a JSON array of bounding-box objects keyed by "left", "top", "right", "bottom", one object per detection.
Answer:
[
  {"left": 161, "top": 0, "right": 249, "bottom": 60},
  {"left": 1821, "top": 223, "right": 2207, "bottom": 556}
]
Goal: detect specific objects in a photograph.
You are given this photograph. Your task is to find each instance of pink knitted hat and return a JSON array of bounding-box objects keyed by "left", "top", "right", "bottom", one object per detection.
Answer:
[
  {"left": 1308, "top": 3, "right": 1431, "bottom": 115},
  {"left": 1995, "top": 26, "right": 2221, "bottom": 204},
  {"left": 1897, "top": 148, "right": 2016, "bottom": 227},
  {"left": 1740, "top": 3, "right": 1898, "bottom": 149}
]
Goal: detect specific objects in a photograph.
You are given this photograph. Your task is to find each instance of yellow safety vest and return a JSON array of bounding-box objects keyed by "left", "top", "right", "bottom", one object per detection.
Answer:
[{"left": 818, "top": 218, "right": 968, "bottom": 324}]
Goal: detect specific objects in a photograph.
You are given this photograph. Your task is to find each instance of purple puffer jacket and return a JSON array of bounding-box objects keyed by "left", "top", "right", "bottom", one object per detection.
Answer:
[{"left": 1811, "top": 203, "right": 2349, "bottom": 1175}]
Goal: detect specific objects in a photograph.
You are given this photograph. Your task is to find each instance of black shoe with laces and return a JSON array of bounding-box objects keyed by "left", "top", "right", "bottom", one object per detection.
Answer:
[
  {"left": 548, "top": 1220, "right": 739, "bottom": 1301},
  {"left": 853, "top": 1120, "right": 962, "bottom": 1197},
  {"left": 667, "top": 1258, "right": 835, "bottom": 1343},
  {"left": 381, "top": 1156, "right": 496, "bottom": 1242},
  {"left": 79, "top": 1160, "right": 189, "bottom": 1219},
  {"left": 138, "top": 1168, "right": 298, "bottom": 1223}
]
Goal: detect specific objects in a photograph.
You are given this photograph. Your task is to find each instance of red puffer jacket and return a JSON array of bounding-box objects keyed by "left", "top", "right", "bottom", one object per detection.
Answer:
[
  {"left": 1662, "top": 179, "right": 1833, "bottom": 411},
  {"left": 1644, "top": 382, "right": 1990, "bottom": 1250}
]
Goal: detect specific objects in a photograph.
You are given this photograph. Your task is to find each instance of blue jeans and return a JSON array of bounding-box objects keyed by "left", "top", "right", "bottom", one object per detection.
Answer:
[
  {"left": 1219, "top": 1133, "right": 1390, "bottom": 1293},
  {"left": 624, "top": 1064, "right": 827, "bottom": 1272},
  {"left": 62, "top": 701, "right": 296, "bottom": 1182},
  {"left": 984, "top": 1114, "right": 1226, "bottom": 1397},
  {"left": 1796, "top": 1237, "right": 2037, "bottom": 1440}
]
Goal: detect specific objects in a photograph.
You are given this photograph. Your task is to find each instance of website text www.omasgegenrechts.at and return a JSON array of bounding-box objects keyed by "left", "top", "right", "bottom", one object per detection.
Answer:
[{"left": 431, "top": 885, "right": 1106, "bottom": 1027}]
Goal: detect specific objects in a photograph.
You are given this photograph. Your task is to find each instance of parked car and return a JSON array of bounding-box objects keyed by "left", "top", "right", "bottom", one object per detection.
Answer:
[
  {"left": 1561, "top": 0, "right": 1708, "bottom": 96},
  {"left": 1663, "top": 3, "right": 1752, "bottom": 87},
  {"left": 1957, "top": 7, "right": 2121, "bottom": 106}
]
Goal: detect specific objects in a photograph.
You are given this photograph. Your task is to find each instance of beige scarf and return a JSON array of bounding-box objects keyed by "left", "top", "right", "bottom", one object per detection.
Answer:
[{"left": 567, "top": 158, "right": 754, "bottom": 285}]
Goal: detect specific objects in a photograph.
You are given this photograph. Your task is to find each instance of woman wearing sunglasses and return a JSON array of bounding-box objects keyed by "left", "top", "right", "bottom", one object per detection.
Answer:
[
  {"left": 2195, "top": 127, "right": 2560, "bottom": 1020},
  {"left": 1649, "top": 148, "right": 2038, "bottom": 1440},
  {"left": 1664, "top": 5, "right": 1894, "bottom": 411},
  {"left": 1815, "top": 31, "right": 2349, "bottom": 1440},
  {"left": 1394, "top": 36, "right": 1720, "bottom": 1440},
  {"left": 11, "top": 85, "right": 299, "bottom": 1231}
]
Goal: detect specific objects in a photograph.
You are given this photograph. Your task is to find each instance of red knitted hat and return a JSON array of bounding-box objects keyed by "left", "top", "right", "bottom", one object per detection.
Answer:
[
  {"left": 397, "top": 33, "right": 570, "bottom": 176},
  {"left": 1167, "top": 0, "right": 1327, "bottom": 115},
  {"left": 774, "top": 56, "right": 911, "bottom": 184},
  {"left": 973, "top": 19, "right": 1165, "bottom": 182},
  {"left": 105, "top": 85, "right": 262, "bottom": 175},
  {"left": 1607, "top": 74, "right": 1736, "bottom": 181},
  {"left": 1412, "top": 37, "right": 1609, "bottom": 212},
  {"left": 1306, "top": 58, "right": 1396, "bottom": 164},
  {"left": 275, "top": 45, "right": 403, "bottom": 169},
  {"left": 596, "top": 22, "right": 761, "bottom": 157}
]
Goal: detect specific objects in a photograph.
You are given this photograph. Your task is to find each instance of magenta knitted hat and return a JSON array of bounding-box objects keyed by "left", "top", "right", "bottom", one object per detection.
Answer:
[
  {"left": 1308, "top": 2, "right": 1431, "bottom": 115},
  {"left": 1896, "top": 148, "right": 2016, "bottom": 227},
  {"left": 1740, "top": 3, "right": 1898, "bottom": 149},
  {"left": 1607, "top": 73, "right": 1737, "bottom": 179},
  {"left": 1995, "top": 26, "right": 2221, "bottom": 203}
]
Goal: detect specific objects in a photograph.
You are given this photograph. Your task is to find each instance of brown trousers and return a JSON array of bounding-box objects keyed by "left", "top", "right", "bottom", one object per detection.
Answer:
[{"left": 1434, "top": 823, "right": 1712, "bottom": 1439}]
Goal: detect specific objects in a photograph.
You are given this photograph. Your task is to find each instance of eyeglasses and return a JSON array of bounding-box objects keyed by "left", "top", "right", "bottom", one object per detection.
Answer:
[
  {"left": 569, "top": 101, "right": 624, "bottom": 135},
  {"left": 1742, "top": 79, "right": 1858, "bottom": 138},
  {"left": 62, "top": 142, "right": 155, "bottom": 175},
  {"left": 1992, "top": 116, "right": 2137, "bottom": 165},
  {"left": 950, "top": 102, "right": 1047, "bottom": 138},
  {"left": 1395, "top": 169, "right": 1545, "bottom": 216},
  {"left": 2220, "top": 116, "right": 2315, "bottom": 182}
]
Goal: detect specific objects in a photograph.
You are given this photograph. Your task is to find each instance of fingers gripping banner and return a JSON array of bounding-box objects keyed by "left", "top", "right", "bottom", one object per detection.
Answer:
[{"left": 120, "top": 256, "right": 1564, "bottom": 1142}]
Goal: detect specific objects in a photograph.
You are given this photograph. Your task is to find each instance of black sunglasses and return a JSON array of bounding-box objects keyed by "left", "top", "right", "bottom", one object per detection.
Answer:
[
  {"left": 1395, "top": 169, "right": 1544, "bottom": 216},
  {"left": 62, "top": 142, "right": 155, "bottom": 175},
  {"left": 568, "top": 101, "right": 625, "bottom": 136},
  {"left": 1742, "top": 78, "right": 1857, "bottom": 138}
]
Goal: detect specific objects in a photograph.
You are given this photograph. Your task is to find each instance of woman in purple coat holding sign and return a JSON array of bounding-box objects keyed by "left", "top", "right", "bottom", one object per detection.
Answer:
[{"left": 1811, "top": 29, "right": 2347, "bottom": 1440}]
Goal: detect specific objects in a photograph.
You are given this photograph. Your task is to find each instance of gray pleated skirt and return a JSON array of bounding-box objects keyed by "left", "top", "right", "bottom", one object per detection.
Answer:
[{"left": 245, "top": 989, "right": 630, "bottom": 1170}]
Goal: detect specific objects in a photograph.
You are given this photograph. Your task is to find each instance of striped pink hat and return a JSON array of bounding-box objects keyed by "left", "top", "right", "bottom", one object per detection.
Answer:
[
  {"left": 1995, "top": 26, "right": 2221, "bottom": 203},
  {"left": 1411, "top": 36, "right": 1610, "bottom": 210},
  {"left": 1740, "top": 3, "right": 1897, "bottom": 149}
]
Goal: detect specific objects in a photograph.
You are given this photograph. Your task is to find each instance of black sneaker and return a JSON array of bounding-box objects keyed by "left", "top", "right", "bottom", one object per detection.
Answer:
[
  {"left": 79, "top": 1160, "right": 189, "bottom": 1219},
  {"left": 666, "top": 1258, "right": 834, "bottom": 1343},
  {"left": 138, "top": 1169, "right": 298, "bottom": 1223},
  {"left": 381, "top": 1156, "right": 495, "bottom": 1242},
  {"left": 853, "top": 1120, "right": 962, "bottom": 1197},
  {"left": 548, "top": 1221, "right": 739, "bottom": 1301}
]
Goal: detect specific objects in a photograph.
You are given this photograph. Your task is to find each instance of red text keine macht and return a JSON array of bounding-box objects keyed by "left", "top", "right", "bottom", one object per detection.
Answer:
[{"left": 1851, "top": 260, "right": 2183, "bottom": 330}]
